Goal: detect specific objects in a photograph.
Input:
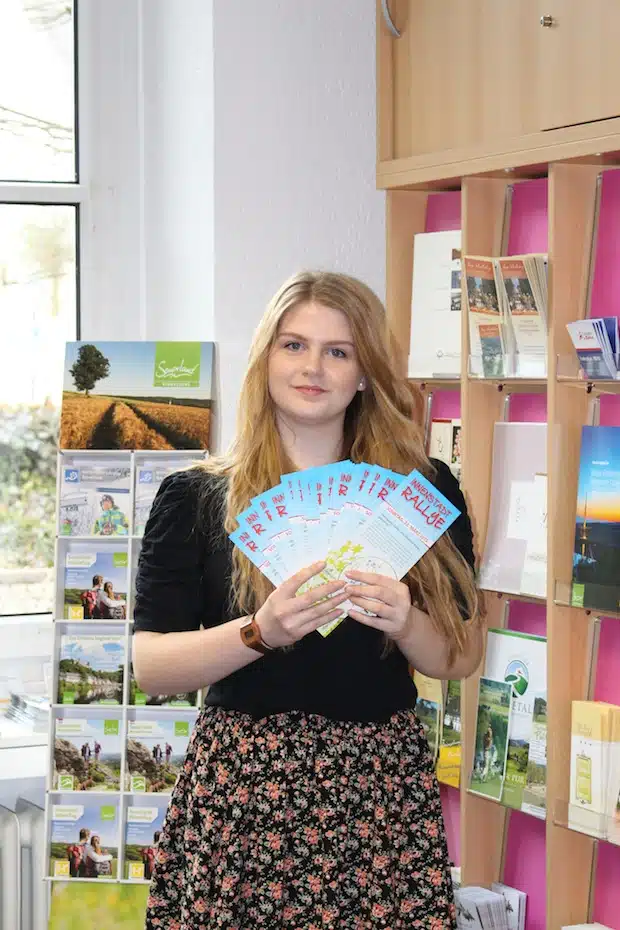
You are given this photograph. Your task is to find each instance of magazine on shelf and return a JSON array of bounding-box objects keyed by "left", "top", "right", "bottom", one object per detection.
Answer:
[
  {"left": 482, "top": 629, "right": 547, "bottom": 814},
  {"left": 53, "top": 716, "right": 122, "bottom": 792},
  {"left": 124, "top": 801, "right": 168, "bottom": 881},
  {"left": 566, "top": 317, "right": 620, "bottom": 381},
  {"left": 62, "top": 543, "right": 129, "bottom": 620},
  {"left": 408, "top": 229, "right": 462, "bottom": 378},
  {"left": 571, "top": 426, "right": 620, "bottom": 613},
  {"left": 521, "top": 691, "right": 548, "bottom": 819},
  {"left": 437, "top": 679, "right": 462, "bottom": 788},
  {"left": 463, "top": 256, "right": 506, "bottom": 378},
  {"left": 49, "top": 799, "right": 119, "bottom": 879},
  {"left": 125, "top": 717, "right": 193, "bottom": 793},
  {"left": 479, "top": 422, "right": 547, "bottom": 597},
  {"left": 413, "top": 672, "right": 445, "bottom": 761},
  {"left": 128, "top": 668, "right": 198, "bottom": 708},
  {"left": 469, "top": 676, "right": 513, "bottom": 802},
  {"left": 428, "top": 418, "right": 462, "bottom": 480},
  {"left": 569, "top": 701, "right": 619, "bottom": 837},
  {"left": 455, "top": 884, "right": 514, "bottom": 929},
  {"left": 496, "top": 255, "right": 548, "bottom": 378},
  {"left": 59, "top": 458, "right": 131, "bottom": 537},
  {"left": 59, "top": 341, "right": 214, "bottom": 452},
  {"left": 57, "top": 634, "right": 125, "bottom": 706},
  {"left": 490, "top": 882, "right": 527, "bottom": 930}
]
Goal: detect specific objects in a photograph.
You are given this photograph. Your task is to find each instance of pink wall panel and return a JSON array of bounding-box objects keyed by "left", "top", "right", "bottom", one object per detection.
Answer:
[
  {"left": 425, "top": 189, "right": 461, "bottom": 233},
  {"left": 590, "top": 168, "right": 620, "bottom": 324},
  {"left": 502, "top": 812, "right": 547, "bottom": 930},
  {"left": 507, "top": 178, "right": 548, "bottom": 256},
  {"left": 508, "top": 394, "right": 547, "bottom": 423},
  {"left": 430, "top": 390, "right": 461, "bottom": 420},
  {"left": 440, "top": 784, "right": 461, "bottom": 866}
]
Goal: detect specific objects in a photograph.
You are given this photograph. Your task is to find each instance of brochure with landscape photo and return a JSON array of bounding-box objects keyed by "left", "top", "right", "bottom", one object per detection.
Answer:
[
  {"left": 482, "top": 629, "right": 547, "bottom": 813},
  {"left": 572, "top": 425, "right": 620, "bottom": 613},
  {"left": 469, "top": 676, "right": 512, "bottom": 802},
  {"left": 53, "top": 716, "right": 122, "bottom": 792},
  {"left": 62, "top": 544, "right": 129, "bottom": 620},
  {"left": 521, "top": 691, "right": 548, "bottom": 819},
  {"left": 124, "top": 802, "right": 168, "bottom": 882},
  {"left": 59, "top": 458, "right": 131, "bottom": 537},
  {"left": 57, "top": 635, "right": 125, "bottom": 706},
  {"left": 49, "top": 799, "right": 119, "bottom": 879},
  {"left": 125, "top": 717, "right": 193, "bottom": 793},
  {"left": 59, "top": 341, "right": 214, "bottom": 451},
  {"left": 437, "top": 679, "right": 462, "bottom": 788}
]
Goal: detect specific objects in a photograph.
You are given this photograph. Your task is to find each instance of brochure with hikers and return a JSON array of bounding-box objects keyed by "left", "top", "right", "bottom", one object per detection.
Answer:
[
  {"left": 125, "top": 717, "right": 194, "bottom": 793},
  {"left": 49, "top": 799, "right": 119, "bottom": 879},
  {"left": 230, "top": 459, "right": 461, "bottom": 637},
  {"left": 57, "top": 635, "right": 125, "bottom": 706},
  {"left": 124, "top": 801, "right": 168, "bottom": 881},
  {"left": 53, "top": 716, "right": 122, "bottom": 791},
  {"left": 58, "top": 456, "right": 131, "bottom": 537},
  {"left": 61, "top": 542, "right": 129, "bottom": 620}
]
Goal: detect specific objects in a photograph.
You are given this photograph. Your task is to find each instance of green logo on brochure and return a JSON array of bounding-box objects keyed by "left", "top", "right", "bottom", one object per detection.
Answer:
[
  {"left": 571, "top": 583, "right": 585, "bottom": 608},
  {"left": 113, "top": 552, "right": 128, "bottom": 569},
  {"left": 131, "top": 776, "right": 147, "bottom": 792},
  {"left": 104, "top": 720, "right": 119, "bottom": 736},
  {"left": 100, "top": 806, "right": 116, "bottom": 822},
  {"left": 59, "top": 775, "right": 74, "bottom": 790},
  {"left": 174, "top": 721, "right": 190, "bottom": 737},
  {"left": 154, "top": 342, "right": 201, "bottom": 388},
  {"left": 504, "top": 659, "right": 529, "bottom": 697}
]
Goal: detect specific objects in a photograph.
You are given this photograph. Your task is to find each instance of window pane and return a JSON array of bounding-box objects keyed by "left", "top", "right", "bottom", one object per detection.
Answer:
[
  {"left": 0, "top": 1, "right": 75, "bottom": 182},
  {"left": 0, "top": 204, "right": 77, "bottom": 615}
]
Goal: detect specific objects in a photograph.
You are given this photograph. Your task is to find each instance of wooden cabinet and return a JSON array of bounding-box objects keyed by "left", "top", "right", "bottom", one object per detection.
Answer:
[
  {"left": 378, "top": 0, "right": 620, "bottom": 184},
  {"left": 536, "top": 0, "right": 620, "bottom": 131}
]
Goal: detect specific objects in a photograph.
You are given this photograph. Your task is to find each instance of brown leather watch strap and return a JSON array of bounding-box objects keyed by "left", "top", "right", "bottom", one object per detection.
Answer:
[{"left": 240, "top": 613, "right": 274, "bottom": 655}]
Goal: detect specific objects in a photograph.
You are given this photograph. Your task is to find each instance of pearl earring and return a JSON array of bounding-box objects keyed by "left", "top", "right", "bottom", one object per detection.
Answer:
[{"left": 359, "top": 380, "right": 365, "bottom": 390}]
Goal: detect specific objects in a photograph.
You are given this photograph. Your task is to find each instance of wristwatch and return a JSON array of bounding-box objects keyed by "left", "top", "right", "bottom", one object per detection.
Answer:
[{"left": 239, "top": 614, "right": 274, "bottom": 655}]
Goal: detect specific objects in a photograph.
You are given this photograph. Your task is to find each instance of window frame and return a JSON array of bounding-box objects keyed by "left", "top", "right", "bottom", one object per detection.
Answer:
[{"left": 0, "top": 0, "right": 87, "bottom": 621}]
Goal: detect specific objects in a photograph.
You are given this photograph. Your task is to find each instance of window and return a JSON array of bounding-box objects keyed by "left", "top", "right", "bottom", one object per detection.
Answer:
[{"left": 0, "top": 0, "right": 81, "bottom": 617}]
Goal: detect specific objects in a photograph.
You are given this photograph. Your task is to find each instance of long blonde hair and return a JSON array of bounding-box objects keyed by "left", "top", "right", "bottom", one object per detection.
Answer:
[{"left": 197, "top": 270, "right": 483, "bottom": 661}]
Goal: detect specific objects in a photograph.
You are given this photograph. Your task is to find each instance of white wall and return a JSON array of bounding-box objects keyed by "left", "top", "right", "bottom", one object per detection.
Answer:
[
  {"left": 81, "top": 0, "right": 384, "bottom": 451},
  {"left": 213, "top": 0, "right": 385, "bottom": 451}
]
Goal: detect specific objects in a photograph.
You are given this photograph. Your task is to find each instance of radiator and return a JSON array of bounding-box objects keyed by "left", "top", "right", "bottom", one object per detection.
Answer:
[{"left": 0, "top": 799, "right": 48, "bottom": 930}]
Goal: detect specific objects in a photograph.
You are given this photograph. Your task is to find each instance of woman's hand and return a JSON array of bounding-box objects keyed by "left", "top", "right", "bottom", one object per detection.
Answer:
[
  {"left": 254, "top": 561, "right": 349, "bottom": 648},
  {"left": 344, "top": 569, "right": 413, "bottom": 641}
]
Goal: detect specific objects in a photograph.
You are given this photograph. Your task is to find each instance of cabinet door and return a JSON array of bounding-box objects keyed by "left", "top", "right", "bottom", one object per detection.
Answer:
[
  {"left": 379, "top": 0, "right": 540, "bottom": 161},
  {"left": 537, "top": 0, "right": 620, "bottom": 130}
]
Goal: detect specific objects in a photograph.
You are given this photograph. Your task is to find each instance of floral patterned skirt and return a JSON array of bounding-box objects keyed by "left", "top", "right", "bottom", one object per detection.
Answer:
[{"left": 145, "top": 705, "right": 456, "bottom": 929}]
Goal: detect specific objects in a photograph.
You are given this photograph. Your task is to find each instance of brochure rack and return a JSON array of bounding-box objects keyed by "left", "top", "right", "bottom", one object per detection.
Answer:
[{"left": 383, "top": 165, "right": 620, "bottom": 929}]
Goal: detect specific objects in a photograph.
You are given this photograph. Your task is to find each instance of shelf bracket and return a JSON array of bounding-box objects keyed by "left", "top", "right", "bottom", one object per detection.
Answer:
[{"left": 381, "top": 0, "right": 401, "bottom": 38}]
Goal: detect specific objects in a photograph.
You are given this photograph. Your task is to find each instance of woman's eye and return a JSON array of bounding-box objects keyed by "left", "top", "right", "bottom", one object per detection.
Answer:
[
  {"left": 284, "top": 341, "right": 302, "bottom": 351},
  {"left": 329, "top": 348, "right": 347, "bottom": 359}
]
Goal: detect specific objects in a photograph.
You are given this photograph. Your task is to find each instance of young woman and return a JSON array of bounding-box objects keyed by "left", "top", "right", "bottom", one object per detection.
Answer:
[
  {"left": 83, "top": 835, "right": 113, "bottom": 878},
  {"left": 97, "top": 581, "right": 126, "bottom": 620},
  {"left": 133, "top": 271, "right": 485, "bottom": 929}
]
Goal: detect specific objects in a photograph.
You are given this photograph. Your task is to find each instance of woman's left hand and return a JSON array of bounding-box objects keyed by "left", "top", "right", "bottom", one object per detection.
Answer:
[{"left": 344, "top": 570, "right": 414, "bottom": 641}]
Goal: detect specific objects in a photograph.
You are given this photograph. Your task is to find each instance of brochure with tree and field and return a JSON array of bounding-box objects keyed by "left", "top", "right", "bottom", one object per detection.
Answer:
[
  {"left": 59, "top": 341, "right": 214, "bottom": 451},
  {"left": 57, "top": 635, "right": 125, "bottom": 706},
  {"left": 53, "top": 717, "right": 122, "bottom": 792},
  {"left": 49, "top": 800, "right": 119, "bottom": 880},
  {"left": 125, "top": 717, "right": 193, "bottom": 793}
]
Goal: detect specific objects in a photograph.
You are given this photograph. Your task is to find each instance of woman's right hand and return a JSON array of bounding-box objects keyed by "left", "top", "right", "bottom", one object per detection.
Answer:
[{"left": 254, "top": 561, "right": 348, "bottom": 648}]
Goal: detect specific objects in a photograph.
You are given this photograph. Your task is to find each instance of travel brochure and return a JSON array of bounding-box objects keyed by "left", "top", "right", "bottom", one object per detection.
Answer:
[
  {"left": 469, "top": 629, "right": 547, "bottom": 818},
  {"left": 57, "top": 635, "right": 125, "bottom": 706},
  {"left": 125, "top": 717, "right": 194, "bottom": 793},
  {"left": 59, "top": 459, "right": 131, "bottom": 537},
  {"left": 124, "top": 802, "right": 169, "bottom": 882},
  {"left": 566, "top": 317, "right": 620, "bottom": 380},
  {"left": 62, "top": 544, "right": 129, "bottom": 620},
  {"left": 59, "top": 341, "right": 214, "bottom": 452},
  {"left": 49, "top": 800, "right": 119, "bottom": 879},
  {"left": 133, "top": 456, "right": 202, "bottom": 536},
  {"left": 572, "top": 426, "right": 620, "bottom": 613},
  {"left": 53, "top": 716, "right": 122, "bottom": 792},
  {"left": 229, "top": 460, "right": 461, "bottom": 636}
]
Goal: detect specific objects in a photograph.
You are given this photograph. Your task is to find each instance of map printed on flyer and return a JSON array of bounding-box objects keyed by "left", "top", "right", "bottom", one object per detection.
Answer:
[{"left": 230, "top": 461, "right": 461, "bottom": 637}]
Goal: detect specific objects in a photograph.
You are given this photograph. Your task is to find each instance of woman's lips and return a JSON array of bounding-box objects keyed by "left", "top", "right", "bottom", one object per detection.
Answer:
[{"left": 294, "top": 386, "right": 326, "bottom": 395}]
